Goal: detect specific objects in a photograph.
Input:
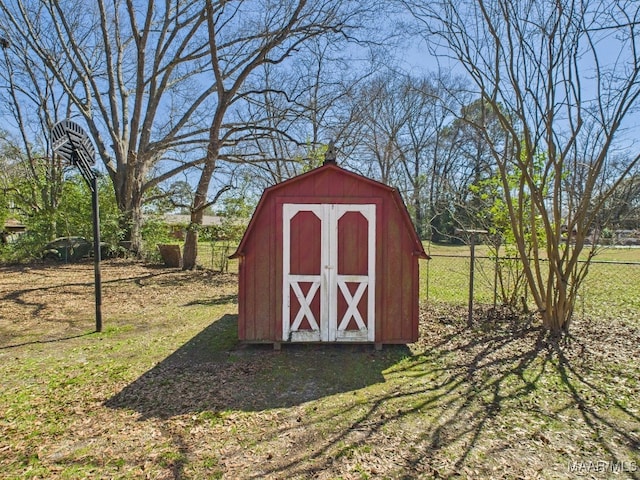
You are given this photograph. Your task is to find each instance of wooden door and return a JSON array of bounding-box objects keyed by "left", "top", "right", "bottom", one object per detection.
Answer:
[{"left": 283, "top": 203, "right": 376, "bottom": 342}]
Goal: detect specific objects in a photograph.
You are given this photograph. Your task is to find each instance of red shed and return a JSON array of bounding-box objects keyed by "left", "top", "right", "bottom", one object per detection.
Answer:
[{"left": 230, "top": 160, "right": 428, "bottom": 347}]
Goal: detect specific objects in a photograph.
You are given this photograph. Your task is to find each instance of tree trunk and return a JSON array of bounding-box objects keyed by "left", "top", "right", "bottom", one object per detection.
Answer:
[
  {"left": 414, "top": 191, "right": 423, "bottom": 240},
  {"left": 182, "top": 225, "right": 199, "bottom": 270},
  {"left": 529, "top": 257, "right": 580, "bottom": 337},
  {"left": 129, "top": 203, "right": 144, "bottom": 256},
  {"left": 182, "top": 164, "right": 213, "bottom": 270},
  {"left": 117, "top": 205, "right": 143, "bottom": 258},
  {"left": 114, "top": 161, "right": 146, "bottom": 257},
  {"left": 540, "top": 296, "right": 574, "bottom": 337}
]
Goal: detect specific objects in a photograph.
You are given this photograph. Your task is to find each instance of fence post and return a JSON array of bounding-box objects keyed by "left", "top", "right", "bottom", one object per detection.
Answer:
[{"left": 456, "top": 228, "right": 488, "bottom": 327}]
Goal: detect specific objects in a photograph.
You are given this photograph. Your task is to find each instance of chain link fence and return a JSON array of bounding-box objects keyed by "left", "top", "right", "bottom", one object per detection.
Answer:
[
  {"left": 198, "top": 243, "right": 638, "bottom": 322},
  {"left": 198, "top": 242, "right": 239, "bottom": 273},
  {"left": 422, "top": 253, "right": 640, "bottom": 321}
]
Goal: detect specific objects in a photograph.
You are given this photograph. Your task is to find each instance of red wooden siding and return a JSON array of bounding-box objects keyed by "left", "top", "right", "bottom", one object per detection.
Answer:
[
  {"left": 290, "top": 211, "right": 321, "bottom": 275},
  {"left": 338, "top": 212, "right": 368, "bottom": 275}
]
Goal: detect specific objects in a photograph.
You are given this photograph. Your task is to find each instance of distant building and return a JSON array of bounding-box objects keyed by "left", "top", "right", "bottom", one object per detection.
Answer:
[{"left": 614, "top": 229, "right": 640, "bottom": 246}]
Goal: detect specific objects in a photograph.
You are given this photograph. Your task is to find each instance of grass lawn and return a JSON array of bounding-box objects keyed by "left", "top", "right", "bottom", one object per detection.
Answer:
[
  {"left": 422, "top": 243, "right": 640, "bottom": 314},
  {"left": 0, "top": 260, "right": 639, "bottom": 479}
]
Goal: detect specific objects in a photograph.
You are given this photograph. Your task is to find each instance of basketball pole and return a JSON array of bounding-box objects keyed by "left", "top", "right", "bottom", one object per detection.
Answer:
[
  {"left": 90, "top": 174, "right": 103, "bottom": 332},
  {"left": 53, "top": 120, "right": 103, "bottom": 334}
]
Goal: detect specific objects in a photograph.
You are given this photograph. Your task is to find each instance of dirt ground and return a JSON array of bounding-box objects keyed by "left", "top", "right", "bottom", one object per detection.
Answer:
[
  {"left": 1, "top": 260, "right": 639, "bottom": 479},
  {"left": 0, "top": 259, "right": 234, "bottom": 344}
]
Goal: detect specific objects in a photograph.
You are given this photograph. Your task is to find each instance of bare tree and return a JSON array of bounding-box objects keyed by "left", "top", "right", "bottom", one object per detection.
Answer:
[
  {"left": 0, "top": 33, "right": 67, "bottom": 240},
  {"left": 182, "top": 0, "right": 381, "bottom": 269},
  {"left": 235, "top": 36, "right": 375, "bottom": 190},
  {"left": 405, "top": 0, "right": 640, "bottom": 335},
  {"left": 354, "top": 74, "right": 408, "bottom": 185},
  {"left": 395, "top": 74, "right": 465, "bottom": 239},
  {"left": 349, "top": 72, "right": 466, "bottom": 239},
  {"left": 1, "top": 0, "right": 213, "bottom": 254},
  {"left": 594, "top": 172, "right": 640, "bottom": 231}
]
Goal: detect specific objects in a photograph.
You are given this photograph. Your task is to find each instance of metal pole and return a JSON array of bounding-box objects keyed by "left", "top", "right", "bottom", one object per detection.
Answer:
[
  {"left": 91, "top": 176, "right": 103, "bottom": 332},
  {"left": 468, "top": 233, "right": 475, "bottom": 327}
]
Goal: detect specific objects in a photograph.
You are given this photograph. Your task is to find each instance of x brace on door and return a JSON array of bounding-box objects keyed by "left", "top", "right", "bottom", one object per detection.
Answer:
[
  {"left": 290, "top": 280, "right": 320, "bottom": 333},
  {"left": 337, "top": 280, "right": 368, "bottom": 331}
]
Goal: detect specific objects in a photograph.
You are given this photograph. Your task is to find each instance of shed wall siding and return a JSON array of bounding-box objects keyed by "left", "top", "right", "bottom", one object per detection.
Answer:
[{"left": 243, "top": 203, "right": 277, "bottom": 341}]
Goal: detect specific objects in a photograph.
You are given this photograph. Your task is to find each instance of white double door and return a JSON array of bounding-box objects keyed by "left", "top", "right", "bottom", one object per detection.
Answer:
[{"left": 283, "top": 203, "right": 376, "bottom": 342}]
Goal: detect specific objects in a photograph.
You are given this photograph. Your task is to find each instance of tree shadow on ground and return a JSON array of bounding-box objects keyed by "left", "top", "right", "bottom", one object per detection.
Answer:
[
  {"left": 103, "top": 306, "right": 640, "bottom": 478},
  {"left": 0, "top": 331, "right": 94, "bottom": 350},
  {"left": 105, "top": 314, "right": 411, "bottom": 418},
  {"left": 253, "top": 307, "right": 640, "bottom": 479},
  {"left": 0, "top": 261, "right": 183, "bottom": 322}
]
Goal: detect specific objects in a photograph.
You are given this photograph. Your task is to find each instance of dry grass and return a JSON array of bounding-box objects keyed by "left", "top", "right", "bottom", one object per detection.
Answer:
[{"left": 1, "top": 260, "right": 639, "bottom": 479}]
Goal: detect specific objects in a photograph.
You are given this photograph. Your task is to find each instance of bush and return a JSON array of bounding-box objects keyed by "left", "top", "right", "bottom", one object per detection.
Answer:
[{"left": 140, "top": 215, "right": 173, "bottom": 262}]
